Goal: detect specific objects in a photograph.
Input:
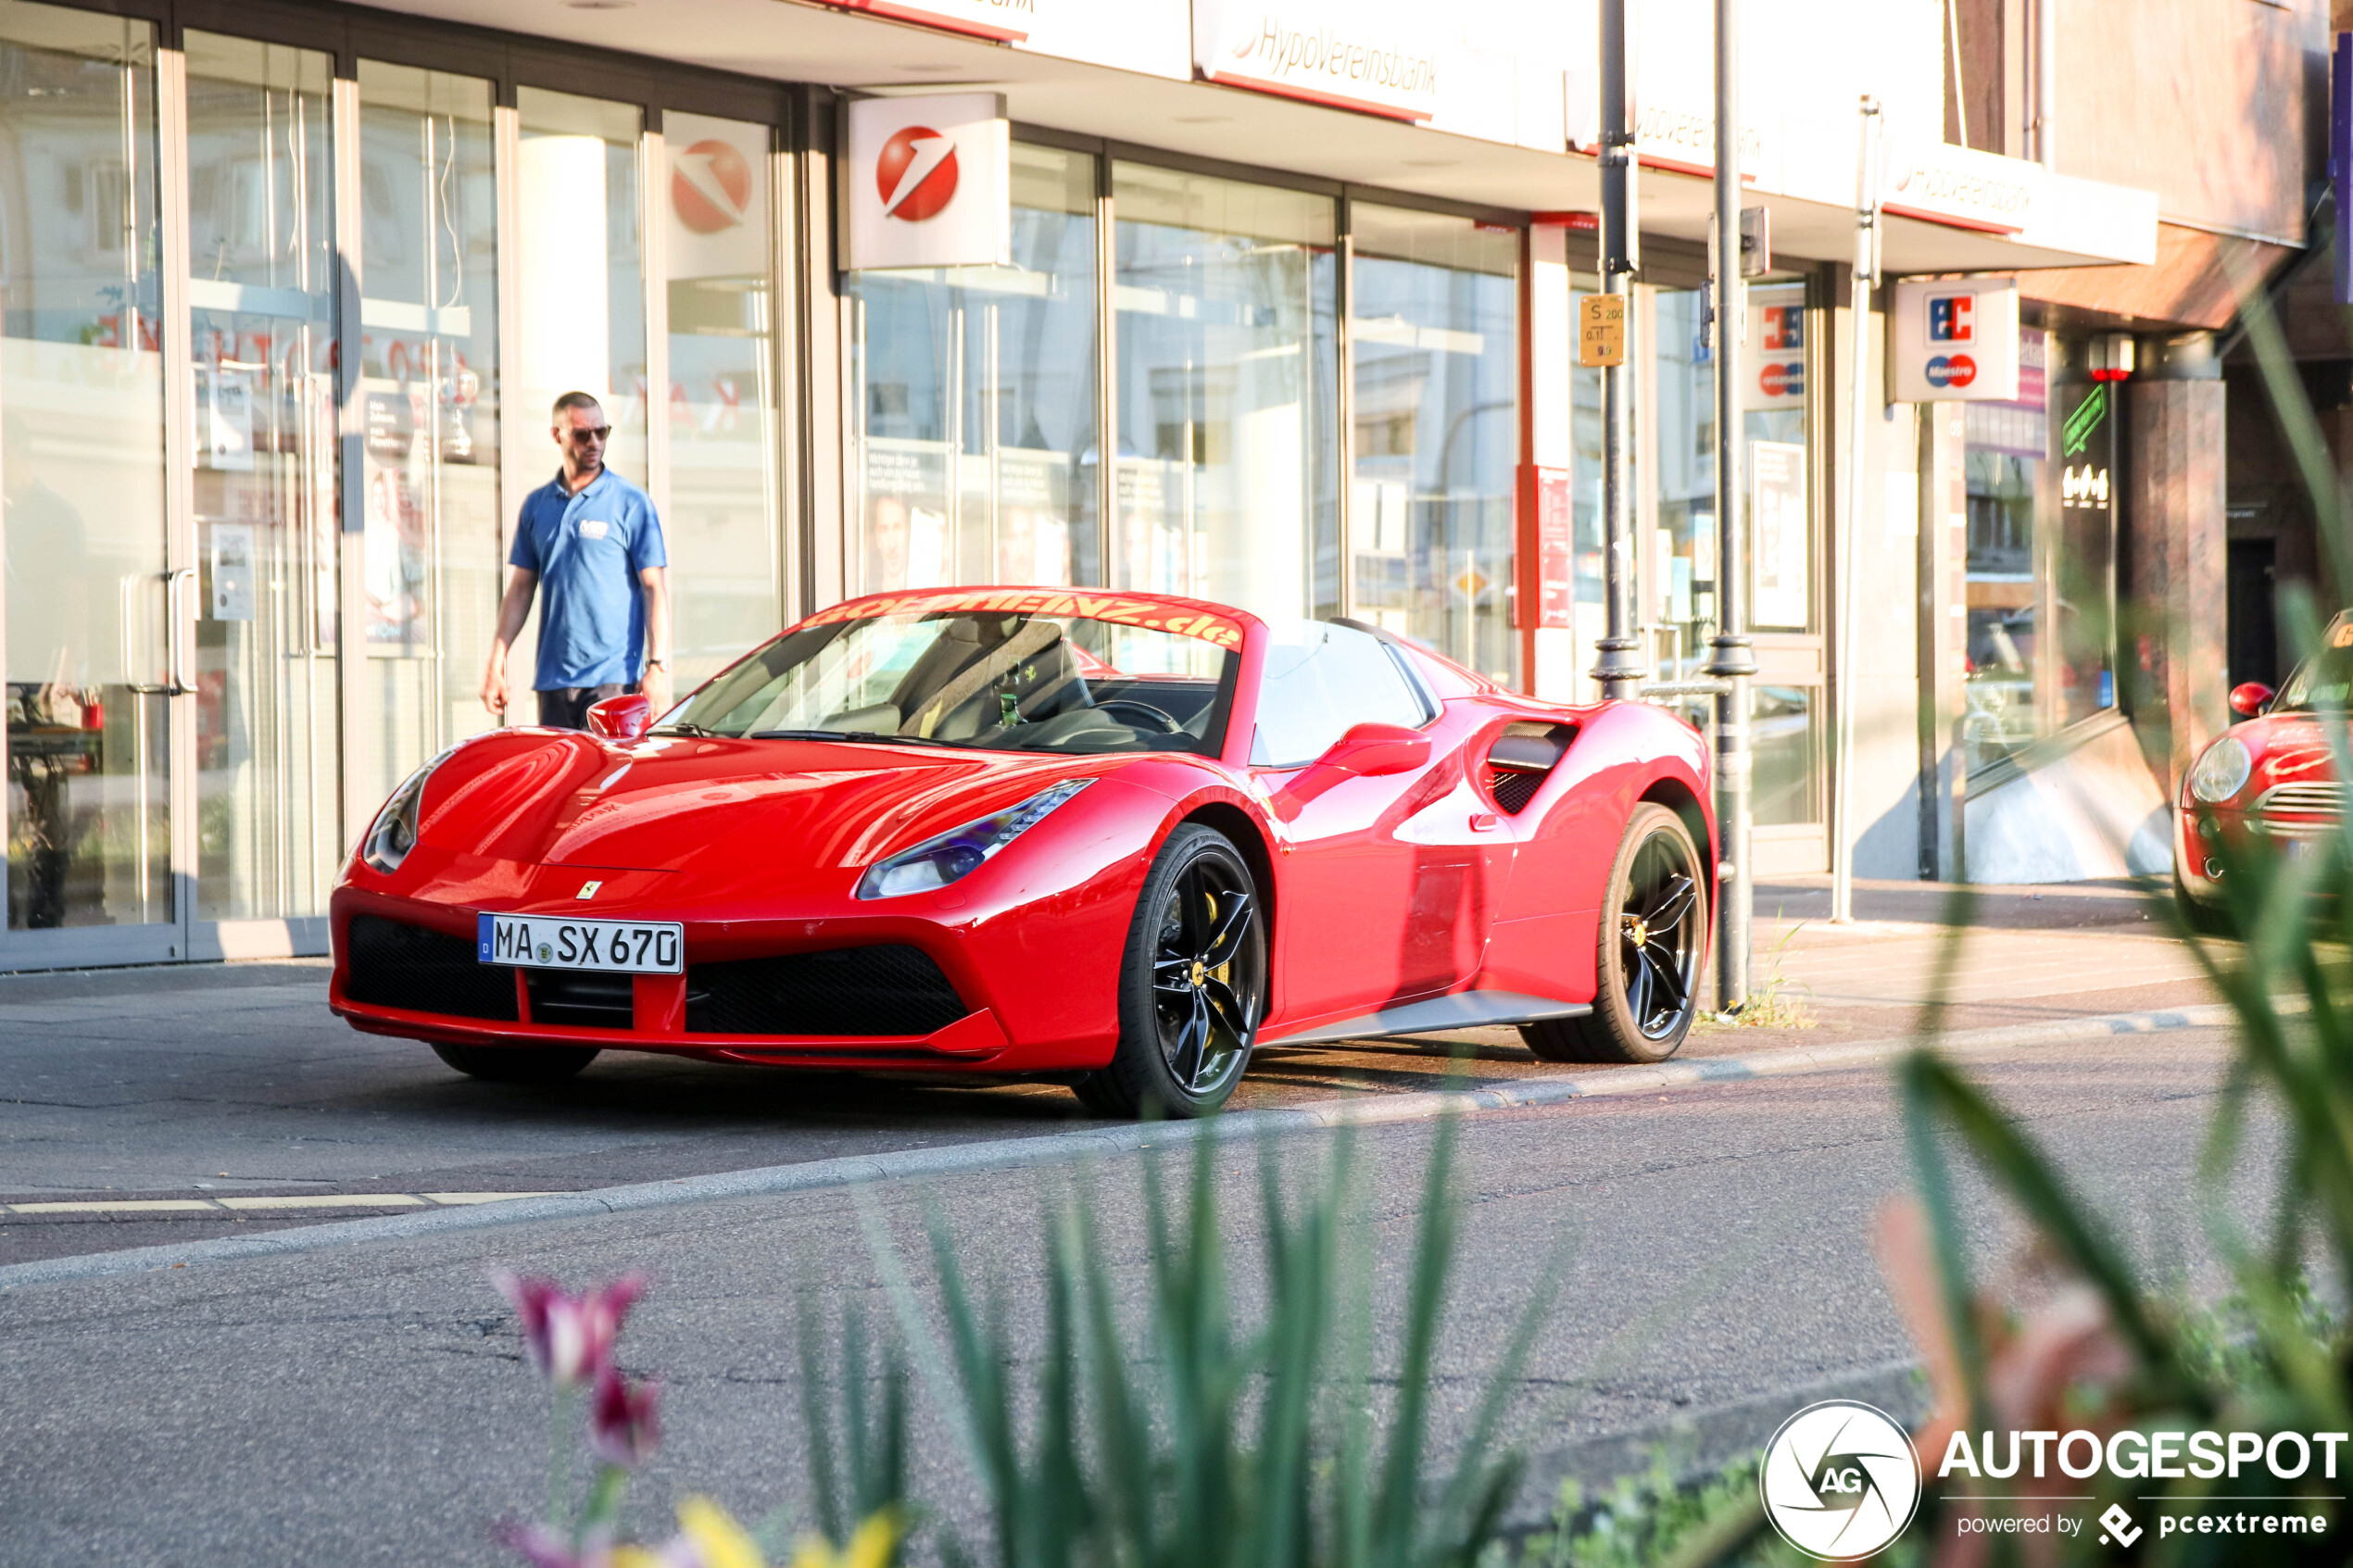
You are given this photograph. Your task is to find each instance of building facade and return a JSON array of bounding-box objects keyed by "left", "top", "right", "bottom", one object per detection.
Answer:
[{"left": 0, "top": 0, "right": 2249, "bottom": 972}]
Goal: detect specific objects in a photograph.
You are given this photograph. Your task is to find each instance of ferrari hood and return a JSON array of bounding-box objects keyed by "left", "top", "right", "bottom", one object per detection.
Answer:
[{"left": 417, "top": 730, "right": 1111, "bottom": 889}]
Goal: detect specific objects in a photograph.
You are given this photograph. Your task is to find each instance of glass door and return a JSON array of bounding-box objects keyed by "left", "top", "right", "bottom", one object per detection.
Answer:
[
  {"left": 182, "top": 31, "right": 341, "bottom": 937},
  {"left": 0, "top": 3, "right": 177, "bottom": 962}
]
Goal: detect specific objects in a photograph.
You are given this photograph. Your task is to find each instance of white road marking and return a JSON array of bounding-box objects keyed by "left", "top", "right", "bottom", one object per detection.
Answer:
[{"left": 6, "top": 1192, "right": 560, "bottom": 1215}]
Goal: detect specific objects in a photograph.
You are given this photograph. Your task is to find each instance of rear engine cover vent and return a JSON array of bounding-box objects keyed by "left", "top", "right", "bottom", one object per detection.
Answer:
[{"left": 1485, "top": 724, "right": 1575, "bottom": 815}]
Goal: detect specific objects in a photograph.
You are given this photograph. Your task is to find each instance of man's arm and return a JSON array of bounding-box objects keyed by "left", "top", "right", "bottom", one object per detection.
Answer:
[
  {"left": 639, "top": 565, "right": 672, "bottom": 715},
  {"left": 481, "top": 566, "right": 537, "bottom": 717}
]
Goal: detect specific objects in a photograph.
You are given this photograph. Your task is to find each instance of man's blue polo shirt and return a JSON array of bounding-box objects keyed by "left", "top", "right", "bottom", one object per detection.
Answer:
[{"left": 510, "top": 467, "right": 666, "bottom": 691}]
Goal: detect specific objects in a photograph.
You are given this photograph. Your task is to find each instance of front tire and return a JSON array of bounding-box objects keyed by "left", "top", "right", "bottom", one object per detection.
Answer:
[
  {"left": 430, "top": 1042, "right": 600, "bottom": 1083},
  {"left": 1075, "top": 824, "right": 1266, "bottom": 1119},
  {"left": 1525, "top": 803, "right": 1706, "bottom": 1065},
  {"left": 2172, "top": 868, "right": 2234, "bottom": 939}
]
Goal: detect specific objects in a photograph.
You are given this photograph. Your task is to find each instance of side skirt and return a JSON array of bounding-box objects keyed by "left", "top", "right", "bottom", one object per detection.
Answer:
[{"left": 1262, "top": 990, "right": 1592, "bottom": 1047}]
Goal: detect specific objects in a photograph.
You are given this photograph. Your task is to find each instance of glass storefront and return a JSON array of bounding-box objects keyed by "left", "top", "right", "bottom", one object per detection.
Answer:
[
  {"left": 1112, "top": 164, "right": 1338, "bottom": 624},
  {"left": 1963, "top": 329, "right": 2118, "bottom": 771},
  {"left": 184, "top": 32, "right": 340, "bottom": 922},
  {"left": 848, "top": 143, "right": 1100, "bottom": 597},
  {"left": 1348, "top": 204, "right": 1517, "bottom": 684},
  {"left": 2, "top": 2, "right": 170, "bottom": 932},
  {"left": 1649, "top": 281, "right": 1820, "bottom": 831}
]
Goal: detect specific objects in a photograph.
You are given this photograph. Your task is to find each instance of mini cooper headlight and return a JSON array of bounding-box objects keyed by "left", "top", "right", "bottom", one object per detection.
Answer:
[
  {"left": 2189, "top": 736, "right": 2254, "bottom": 805},
  {"left": 360, "top": 749, "right": 455, "bottom": 875},
  {"left": 856, "top": 779, "right": 1094, "bottom": 900}
]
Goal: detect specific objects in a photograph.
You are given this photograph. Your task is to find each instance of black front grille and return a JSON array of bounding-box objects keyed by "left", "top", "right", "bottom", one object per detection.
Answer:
[
  {"left": 1489, "top": 767, "right": 1544, "bottom": 815},
  {"left": 686, "top": 946, "right": 968, "bottom": 1037},
  {"left": 346, "top": 914, "right": 519, "bottom": 1022},
  {"left": 525, "top": 969, "right": 635, "bottom": 1029}
]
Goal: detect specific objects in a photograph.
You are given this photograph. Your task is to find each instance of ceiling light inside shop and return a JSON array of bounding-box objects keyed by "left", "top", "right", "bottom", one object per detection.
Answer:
[
  {"left": 1174, "top": 115, "right": 1232, "bottom": 124},
  {"left": 1404, "top": 158, "right": 1458, "bottom": 169},
  {"left": 900, "top": 63, "right": 960, "bottom": 72}
]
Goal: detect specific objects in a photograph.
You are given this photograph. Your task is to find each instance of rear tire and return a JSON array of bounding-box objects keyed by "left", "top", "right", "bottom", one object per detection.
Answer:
[
  {"left": 430, "top": 1042, "right": 600, "bottom": 1083},
  {"left": 1524, "top": 803, "right": 1706, "bottom": 1065},
  {"left": 1074, "top": 824, "right": 1266, "bottom": 1119}
]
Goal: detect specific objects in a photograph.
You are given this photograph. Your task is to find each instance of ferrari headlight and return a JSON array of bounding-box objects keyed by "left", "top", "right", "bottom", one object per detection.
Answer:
[
  {"left": 360, "top": 750, "right": 454, "bottom": 875},
  {"left": 2189, "top": 736, "right": 2253, "bottom": 805},
  {"left": 856, "top": 779, "right": 1093, "bottom": 900}
]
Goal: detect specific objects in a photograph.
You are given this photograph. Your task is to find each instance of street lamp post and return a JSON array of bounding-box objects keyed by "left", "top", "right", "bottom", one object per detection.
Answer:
[
  {"left": 1703, "top": 0, "right": 1756, "bottom": 1010},
  {"left": 1592, "top": 0, "right": 1645, "bottom": 701}
]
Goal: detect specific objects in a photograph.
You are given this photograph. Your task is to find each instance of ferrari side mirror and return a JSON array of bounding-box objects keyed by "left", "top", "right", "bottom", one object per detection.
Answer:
[
  {"left": 586, "top": 693, "right": 654, "bottom": 742},
  {"left": 1316, "top": 721, "right": 1430, "bottom": 779},
  {"left": 2228, "top": 682, "right": 2274, "bottom": 719}
]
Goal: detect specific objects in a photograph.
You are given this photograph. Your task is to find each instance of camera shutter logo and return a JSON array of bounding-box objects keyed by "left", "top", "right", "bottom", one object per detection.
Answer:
[
  {"left": 876, "top": 125, "right": 960, "bottom": 222},
  {"left": 1759, "top": 1400, "right": 1922, "bottom": 1560}
]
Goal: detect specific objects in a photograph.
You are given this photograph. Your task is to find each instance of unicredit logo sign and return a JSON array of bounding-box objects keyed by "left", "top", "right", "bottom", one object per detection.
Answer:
[
  {"left": 673, "top": 139, "right": 751, "bottom": 233},
  {"left": 876, "top": 126, "right": 959, "bottom": 221}
]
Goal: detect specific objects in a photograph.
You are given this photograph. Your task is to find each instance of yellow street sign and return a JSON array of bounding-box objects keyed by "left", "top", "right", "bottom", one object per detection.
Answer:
[{"left": 1579, "top": 293, "right": 1626, "bottom": 368}]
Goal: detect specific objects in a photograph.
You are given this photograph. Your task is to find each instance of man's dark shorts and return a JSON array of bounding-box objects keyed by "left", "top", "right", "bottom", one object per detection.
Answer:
[{"left": 536, "top": 682, "right": 637, "bottom": 731}]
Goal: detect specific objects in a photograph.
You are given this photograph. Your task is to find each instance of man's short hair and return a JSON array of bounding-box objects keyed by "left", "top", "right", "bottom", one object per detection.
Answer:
[{"left": 551, "top": 390, "right": 603, "bottom": 420}]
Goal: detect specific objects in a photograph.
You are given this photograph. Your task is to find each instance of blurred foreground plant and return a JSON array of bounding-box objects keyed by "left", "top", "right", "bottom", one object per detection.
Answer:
[{"left": 493, "top": 1111, "right": 1545, "bottom": 1567}]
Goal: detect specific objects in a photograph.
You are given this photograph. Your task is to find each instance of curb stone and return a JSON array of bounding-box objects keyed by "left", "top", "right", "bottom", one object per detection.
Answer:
[{"left": 0, "top": 997, "right": 2286, "bottom": 1293}]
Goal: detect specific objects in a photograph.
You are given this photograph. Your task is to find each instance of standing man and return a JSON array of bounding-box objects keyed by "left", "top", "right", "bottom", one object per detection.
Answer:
[{"left": 482, "top": 391, "right": 672, "bottom": 728}]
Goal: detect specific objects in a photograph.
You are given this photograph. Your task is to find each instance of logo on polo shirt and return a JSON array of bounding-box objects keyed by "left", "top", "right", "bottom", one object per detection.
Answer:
[{"left": 579, "top": 519, "right": 611, "bottom": 541}]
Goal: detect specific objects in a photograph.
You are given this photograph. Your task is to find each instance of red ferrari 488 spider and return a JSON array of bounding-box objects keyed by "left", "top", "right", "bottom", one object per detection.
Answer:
[{"left": 331, "top": 587, "right": 1716, "bottom": 1117}]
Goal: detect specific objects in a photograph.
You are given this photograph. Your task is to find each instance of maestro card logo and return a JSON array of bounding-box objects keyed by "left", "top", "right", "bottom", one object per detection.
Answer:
[
  {"left": 1924, "top": 355, "right": 1977, "bottom": 390},
  {"left": 875, "top": 125, "right": 961, "bottom": 222},
  {"left": 672, "top": 139, "right": 751, "bottom": 234},
  {"left": 1760, "top": 1400, "right": 1922, "bottom": 1560}
]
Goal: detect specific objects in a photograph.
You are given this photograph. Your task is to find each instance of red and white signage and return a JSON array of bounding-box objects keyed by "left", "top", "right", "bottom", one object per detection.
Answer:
[
  {"left": 843, "top": 94, "right": 1010, "bottom": 271},
  {"left": 667, "top": 114, "right": 768, "bottom": 282},
  {"left": 1192, "top": 0, "right": 1442, "bottom": 122},
  {"left": 1743, "top": 284, "right": 1807, "bottom": 410},
  {"left": 1890, "top": 278, "right": 2020, "bottom": 403},
  {"left": 818, "top": 0, "right": 1034, "bottom": 43}
]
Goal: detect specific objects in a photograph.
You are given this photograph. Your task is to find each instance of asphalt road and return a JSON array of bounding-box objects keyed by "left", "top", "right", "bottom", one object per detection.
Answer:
[
  {"left": 0, "top": 958, "right": 1959, "bottom": 1269},
  {"left": 0, "top": 1026, "right": 2269, "bottom": 1566}
]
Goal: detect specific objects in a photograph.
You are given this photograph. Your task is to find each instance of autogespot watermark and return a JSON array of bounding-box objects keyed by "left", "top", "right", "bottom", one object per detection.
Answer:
[{"left": 1760, "top": 1403, "right": 2347, "bottom": 1561}]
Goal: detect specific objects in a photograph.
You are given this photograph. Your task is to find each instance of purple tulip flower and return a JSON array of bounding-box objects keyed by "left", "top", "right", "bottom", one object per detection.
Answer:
[
  {"left": 587, "top": 1366, "right": 661, "bottom": 1469},
  {"left": 496, "top": 1273, "right": 648, "bottom": 1387}
]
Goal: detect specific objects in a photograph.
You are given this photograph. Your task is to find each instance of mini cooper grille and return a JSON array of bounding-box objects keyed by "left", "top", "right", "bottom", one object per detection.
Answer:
[
  {"left": 346, "top": 914, "right": 520, "bottom": 1022},
  {"left": 2258, "top": 783, "right": 2346, "bottom": 815},
  {"left": 686, "top": 946, "right": 968, "bottom": 1037},
  {"left": 1488, "top": 767, "right": 1544, "bottom": 814}
]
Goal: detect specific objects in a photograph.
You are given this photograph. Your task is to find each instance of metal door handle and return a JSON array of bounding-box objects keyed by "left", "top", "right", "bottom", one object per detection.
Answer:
[{"left": 165, "top": 566, "right": 195, "bottom": 696}]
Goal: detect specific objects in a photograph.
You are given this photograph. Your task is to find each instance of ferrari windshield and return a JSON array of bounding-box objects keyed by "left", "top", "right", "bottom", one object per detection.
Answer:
[{"left": 661, "top": 608, "right": 1239, "bottom": 756}]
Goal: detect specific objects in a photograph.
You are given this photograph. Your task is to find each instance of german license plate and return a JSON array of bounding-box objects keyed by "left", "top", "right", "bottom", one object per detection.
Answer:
[{"left": 478, "top": 913, "right": 684, "bottom": 974}]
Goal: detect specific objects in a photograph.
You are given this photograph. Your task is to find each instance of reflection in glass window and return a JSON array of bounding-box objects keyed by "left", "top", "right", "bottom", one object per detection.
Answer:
[
  {"left": 359, "top": 62, "right": 500, "bottom": 800},
  {"left": 1, "top": 3, "right": 171, "bottom": 929},
  {"left": 1347, "top": 204, "right": 1518, "bottom": 684},
  {"left": 1249, "top": 621, "right": 1428, "bottom": 767},
  {"left": 849, "top": 144, "right": 1099, "bottom": 596},
  {"left": 666, "top": 111, "right": 778, "bottom": 687},
  {"left": 1962, "top": 331, "right": 2116, "bottom": 771},
  {"left": 1113, "top": 165, "right": 1338, "bottom": 623},
  {"left": 186, "top": 31, "right": 340, "bottom": 921}
]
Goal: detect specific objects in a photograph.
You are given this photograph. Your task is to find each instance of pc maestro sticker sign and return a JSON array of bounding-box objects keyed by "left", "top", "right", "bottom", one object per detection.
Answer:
[
  {"left": 1891, "top": 278, "right": 2021, "bottom": 403},
  {"left": 844, "top": 94, "right": 1011, "bottom": 271}
]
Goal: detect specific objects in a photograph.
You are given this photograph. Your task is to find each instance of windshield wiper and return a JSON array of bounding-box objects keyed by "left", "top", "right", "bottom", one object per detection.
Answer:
[
  {"left": 652, "top": 721, "right": 716, "bottom": 736},
  {"left": 750, "top": 728, "right": 926, "bottom": 746}
]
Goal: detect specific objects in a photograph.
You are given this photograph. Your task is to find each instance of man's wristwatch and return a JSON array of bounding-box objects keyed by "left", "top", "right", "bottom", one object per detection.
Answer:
[{"left": 646, "top": 657, "right": 669, "bottom": 671}]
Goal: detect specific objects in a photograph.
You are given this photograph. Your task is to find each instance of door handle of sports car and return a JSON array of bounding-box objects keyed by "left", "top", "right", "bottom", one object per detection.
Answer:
[{"left": 1468, "top": 812, "right": 1501, "bottom": 833}]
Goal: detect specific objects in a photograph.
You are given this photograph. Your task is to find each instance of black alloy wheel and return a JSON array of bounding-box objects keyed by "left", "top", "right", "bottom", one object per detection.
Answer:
[
  {"left": 1525, "top": 803, "right": 1706, "bottom": 1064},
  {"left": 431, "top": 1042, "right": 600, "bottom": 1083},
  {"left": 1076, "top": 824, "right": 1266, "bottom": 1118}
]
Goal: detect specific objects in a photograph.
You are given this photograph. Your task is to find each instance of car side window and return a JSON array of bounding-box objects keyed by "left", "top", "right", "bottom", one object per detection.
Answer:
[{"left": 1251, "top": 621, "right": 1431, "bottom": 768}]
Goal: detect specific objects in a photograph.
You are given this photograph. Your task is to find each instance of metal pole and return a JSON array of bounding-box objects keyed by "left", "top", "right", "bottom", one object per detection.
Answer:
[
  {"left": 1703, "top": 0, "right": 1755, "bottom": 1009},
  {"left": 2034, "top": 0, "right": 2057, "bottom": 169},
  {"left": 1592, "top": 0, "right": 1645, "bottom": 700},
  {"left": 1830, "top": 97, "right": 1883, "bottom": 926}
]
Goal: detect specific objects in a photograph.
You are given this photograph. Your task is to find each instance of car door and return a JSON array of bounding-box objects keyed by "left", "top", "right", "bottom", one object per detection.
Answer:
[{"left": 1249, "top": 623, "right": 1506, "bottom": 1025}]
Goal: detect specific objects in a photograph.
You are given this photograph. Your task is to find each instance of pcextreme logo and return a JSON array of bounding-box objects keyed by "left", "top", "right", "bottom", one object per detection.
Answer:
[{"left": 1760, "top": 1401, "right": 1922, "bottom": 1561}]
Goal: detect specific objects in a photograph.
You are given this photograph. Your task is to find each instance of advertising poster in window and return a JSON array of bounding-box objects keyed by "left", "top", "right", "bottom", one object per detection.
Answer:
[
  {"left": 862, "top": 440, "right": 951, "bottom": 593},
  {"left": 1750, "top": 440, "right": 1808, "bottom": 630}
]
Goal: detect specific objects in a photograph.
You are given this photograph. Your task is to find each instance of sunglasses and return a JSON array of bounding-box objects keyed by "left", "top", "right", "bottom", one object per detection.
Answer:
[{"left": 563, "top": 424, "right": 612, "bottom": 442}]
